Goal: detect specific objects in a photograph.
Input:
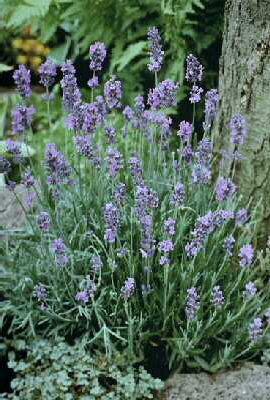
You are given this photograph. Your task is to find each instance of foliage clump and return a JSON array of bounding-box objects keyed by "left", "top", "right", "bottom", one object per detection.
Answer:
[
  {"left": 2, "top": 338, "right": 163, "bottom": 399},
  {"left": 1, "top": 26, "right": 270, "bottom": 376}
]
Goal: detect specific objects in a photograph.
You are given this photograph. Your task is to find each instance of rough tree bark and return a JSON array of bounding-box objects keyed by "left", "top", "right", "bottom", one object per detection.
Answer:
[{"left": 216, "top": 0, "right": 270, "bottom": 240}]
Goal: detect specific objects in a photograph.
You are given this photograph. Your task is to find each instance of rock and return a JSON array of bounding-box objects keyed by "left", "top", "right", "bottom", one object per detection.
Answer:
[
  {"left": 0, "top": 184, "right": 33, "bottom": 231},
  {"left": 164, "top": 363, "right": 270, "bottom": 400}
]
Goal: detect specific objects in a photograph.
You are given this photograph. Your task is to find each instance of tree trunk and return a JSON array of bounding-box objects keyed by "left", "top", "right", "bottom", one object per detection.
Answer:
[{"left": 216, "top": 0, "right": 270, "bottom": 241}]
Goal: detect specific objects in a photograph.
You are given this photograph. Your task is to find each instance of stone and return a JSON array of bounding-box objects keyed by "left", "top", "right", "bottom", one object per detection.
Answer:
[
  {"left": 164, "top": 363, "right": 270, "bottom": 400},
  {"left": 0, "top": 184, "right": 33, "bottom": 231}
]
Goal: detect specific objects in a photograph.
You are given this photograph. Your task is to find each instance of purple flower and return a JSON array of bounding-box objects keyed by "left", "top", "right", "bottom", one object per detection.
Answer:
[
  {"left": 46, "top": 143, "right": 72, "bottom": 186},
  {"left": 104, "top": 202, "right": 120, "bottom": 243},
  {"left": 236, "top": 209, "right": 250, "bottom": 226},
  {"left": 91, "top": 255, "right": 103, "bottom": 273},
  {"left": 158, "top": 239, "right": 174, "bottom": 253},
  {"left": 37, "top": 212, "right": 51, "bottom": 232},
  {"left": 164, "top": 218, "right": 176, "bottom": 236},
  {"left": 123, "top": 106, "right": 135, "bottom": 122},
  {"left": 34, "top": 283, "right": 48, "bottom": 302},
  {"left": 185, "top": 287, "right": 200, "bottom": 321},
  {"left": 117, "top": 247, "right": 129, "bottom": 258},
  {"left": 186, "top": 210, "right": 234, "bottom": 258},
  {"left": 140, "top": 214, "right": 156, "bottom": 259},
  {"left": 171, "top": 183, "right": 185, "bottom": 206},
  {"left": 212, "top": 286, "right": 225, "bottom": 308},
  {"left": 39, "top": 59, "right": 57, "bottom": 88},
  {"left": 186, "top": 54, "right": 203, "bottom": 83},
  {"left": 23, "top": 170, "right": 36, "bottom": 188},
  {"left": 224, "top": 235, "right": 235, "bottom": 256},
  {"left": 249, "top": 317, "right": 263, "bottom": 342},
  {"left": 203, "top": 89, "right": 220, "bottom": 131},
  {"left": 0, "top": 157, "right": 11, "bottom": 174},
  {"left": 52, "top": 238, "right": 70, "bottom": 267},
  {"left": 82, "top": 101, "right": 104, "bottom": 133},
  {"left": 52, "top": 238, "right": 67, "bottom": 254},
  {"left": 75, "top": 290, "right": 89, "bottom": 304},
  {"left": 121, "top": 277, "right": 136, "bottom": 300},
  {"left": 178, "top": 121, "right": 193, "bottom": 143},
  {"left": 196, "top": 138, "right": 213, "bottom": 165},
  {"left": 89, "top": 42, "right": 106, "bottom": 71},
  {"left": 143, "top": 110, "right": 172, "bottom": 135},
  {"left": 189, "top": 85, "right": 203, "bottom": 103},
  {"left": 114, "top": 183, "right": 127, "bottom": 205},
  {"left": 13, "top": 65, "right": 32, "bottom": 98},
  {"left": 148, "top": 79, "right": 179, "bottom": 110},
  {"left": 105, "top": 126, "right": 117, "bottom": 144},
  {"left": 75, "top": 135, "right": 94, "bottom": 159},
  {"left": 104, "top": 77, "right": 122, "bottom": 109},
  {"left": 239, "top": 244, "right": 254, "bottom": 267},
  {"left": 87, "top": 76, "right": 99, "bottom": 89},
  {"left": 107, "top": 147, "right": 124, "bottom": 177},
  {"left": 182, "top": 145, "right": 194, "bottom": 163},
  {"left": 244, "top": 282, "right": 257, "bottom": 298},
  {"left": 7, "top": 181, "right": 16, "bottom": 191},
  {"left": 215, "top": 177, "right": 237, "bottom": 202},
  {"left": 12, "top": 105, "right": 36, "bottom": 134},
  {"left": 61, "top": 60, "right": 82, "bottom": 112},
  {"left": 135, "top": 95, "right": 145, "bottom": 113},
  {"left": 7, "top": 141, "right": 21, "bottom": 160},
  {"left": 192, "top": 164, "right": 212, "bottom": 185},
  {"left": 129, "top": 156, "right": 144, "bottom": 183},
  {"left": 136, "top": 184, "right": 159, "bottom": 214},
  {"left": 147, "top": 26, "right": 164, "bottom": 73},
  {"left": 230, "top": 114, "right": 248, "bottom": 145}
]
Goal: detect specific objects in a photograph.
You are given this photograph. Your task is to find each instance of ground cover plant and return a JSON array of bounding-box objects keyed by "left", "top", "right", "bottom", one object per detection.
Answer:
[
  {"left": 2, "top": 338, "right": 163, "bottom": 399},
  {"left": 1, "top": 26, "right": 270, "bottom": 385}
]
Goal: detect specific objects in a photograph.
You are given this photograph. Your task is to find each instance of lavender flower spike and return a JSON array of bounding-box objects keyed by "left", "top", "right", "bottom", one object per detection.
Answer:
[
  {"left": 244, "top": 282, "right": 257, "bottom": 298},
  {"left": 39, "top": 59, "right": 57, "bottom": 88},
  {"left": 230, "top": 114, "right": 248, "bottom": 145},
  {"left": 13, "top": 65, "right": 32, "bottom": 98},
  {"left": 189, "top": 85, "right": 203, "bottom": 104},
  {"left": 178, "top": 121, "right": 193, "bottom": 144},
  {"left": 12, "top": 105, "right": 36, "bottom": 134},
  {"left": 148, "top": 79, "right": 179, "bottom": 110},
  {"left": 249, "top": 317, "right": 263, "bottom": 342},
  {"left": 239, "top": 244, "right": 254, "bottom": 268},
  {"left": 203, "top": 89, "right": 220, "bottom": 131},
  {"left": 121, "top": 277, "right": 136, "bottom": 300},
  {"left": 224, "top": 235, "right": 235, "bottom": 256},
  {"left": 186, "top": 54, "right": 203, "bottom": 83},
  {"left": 89, "top": 42, "right": 106, "bottom": 71},
  {"left": 37, "top": 212, "right": 51, "bottom": 232},
  {"left": 212, "top": 286, "right": 225, "bottom": 308},
  {"left": 215, "top": 177, "right": 237, "bottom": 202},
  {"left": 185, "top": 287, "right": 200, "bottom": 321},
  {"left": 104, "top": 76, "right": 122, "bottom": 109},
  {"left": 147, "top": 26, "right": 164, "bottom": 73}
]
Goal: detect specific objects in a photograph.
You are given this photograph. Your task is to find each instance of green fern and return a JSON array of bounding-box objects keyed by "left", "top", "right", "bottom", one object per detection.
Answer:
[{"left": 2, "top": 0, "right": 224, "bottom": 99}]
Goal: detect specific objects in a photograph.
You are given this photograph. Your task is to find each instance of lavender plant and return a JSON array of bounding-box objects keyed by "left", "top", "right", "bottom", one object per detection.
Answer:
[{"left": 1, "top": 27, "right": 270, "bottom": 374}]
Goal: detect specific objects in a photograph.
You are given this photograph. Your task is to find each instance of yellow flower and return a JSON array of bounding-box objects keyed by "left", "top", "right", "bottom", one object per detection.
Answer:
[{"left": 17, "top": 54, "right": 28, "bottom": 64}]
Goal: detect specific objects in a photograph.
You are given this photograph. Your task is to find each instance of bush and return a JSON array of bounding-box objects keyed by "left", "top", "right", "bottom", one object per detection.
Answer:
[
  {"left": 1, "top": 0, "right": 224, "bottom": 98},
  {"left": 3, "top": 338, "right": 163, "bottom": 399},
  {"left": 1, "top": 27, "right": 270, "bottom": 374}
]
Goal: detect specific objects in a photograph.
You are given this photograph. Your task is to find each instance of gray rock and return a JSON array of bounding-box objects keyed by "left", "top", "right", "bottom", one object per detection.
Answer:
[
  {"left": 0, "top": 184, "right": 33, "bottom": 231},
  {"left": 164, "top": 363, "right": 270, "bottom": 400}
]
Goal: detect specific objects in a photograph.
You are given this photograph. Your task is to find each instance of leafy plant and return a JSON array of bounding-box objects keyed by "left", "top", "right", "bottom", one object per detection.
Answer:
[
  {"left": 3, "top": 338, "right": 163, "bottom": 399},
  {"left": 1, "top": 29, "right": 269, "bottom": 376},
  {"left": 0, "top": 0, "right": 224, "bottom": 96}
]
